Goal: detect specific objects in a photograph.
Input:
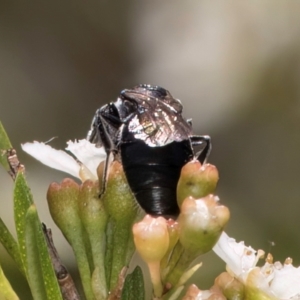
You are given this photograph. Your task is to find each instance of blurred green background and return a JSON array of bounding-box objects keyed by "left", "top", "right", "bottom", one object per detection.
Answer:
[{"left": 1, "top": 1, "right": 300, "bottom": 298}]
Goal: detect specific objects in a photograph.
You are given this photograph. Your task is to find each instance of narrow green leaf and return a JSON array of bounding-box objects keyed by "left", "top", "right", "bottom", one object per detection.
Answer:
[
  {"left": 25, "top": 205, "right": 63, "bottom": 300},
  {"left": 0, "top": 263, "right": 19, "bottom": 300},
  {"left": 0, "top": 121, "right": 12, "bottom": 171},
  {"left": 121, "top": 266, "right": 145, "bottom": 300},
  {"left": 25, "top": 205, "right": 47, "bottom": 300},
  {"left": 0, "top": 217, "right": 25, "bottom": 276},
  {"left": 13, "top": 171, "right": 33, "bottom": 272}
]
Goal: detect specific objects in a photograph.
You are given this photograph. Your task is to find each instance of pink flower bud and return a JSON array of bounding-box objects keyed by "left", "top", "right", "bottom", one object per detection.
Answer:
[
  {"left": 133, "top": 215, "right": 169, "bottom": 263},
  {"left": 47, "top": 179, "right": 81, "bottom": 243},
  {"left": 133, "top": 215, "right": 170, "bottom": 297}
]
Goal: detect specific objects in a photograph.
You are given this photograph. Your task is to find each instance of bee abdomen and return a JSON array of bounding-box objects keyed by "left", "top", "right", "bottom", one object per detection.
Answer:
[{"left": 120, "top": 139, "right": 193, "bottom": 217}]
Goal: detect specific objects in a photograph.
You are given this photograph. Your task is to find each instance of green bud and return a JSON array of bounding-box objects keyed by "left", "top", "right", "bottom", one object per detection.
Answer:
[
  {"left": 102, "top": 161, "right": 141, "bottom": 292},
  {"left": 47, "top": 179, "right": 95, "bottom": 300},
  {"left": 78, "top": 180, "right": 108, "bottom": 299},
  {"left": 164, "top": 194, "right": 229, "bottom": 288},
  {"left": 47, "top": 178, "right": 80, "bottom": 243},
  {"left": 178, "top": 195, "right": 229, "bottom": 256},
  {"left": 78, "top": 180, "right": 108, "bottom": 245},
  {"left": 102, "top": 161, "right": 138, "bottom": 222},
  {"left": 177, "top": 161, "right": 219, "bottom": 208}
]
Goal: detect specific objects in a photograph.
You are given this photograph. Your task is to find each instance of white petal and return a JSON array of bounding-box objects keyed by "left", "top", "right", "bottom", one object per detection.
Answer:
[
  {"left": 22, "top": 141, "right": 80, "bottom": 178},
  {"left": 213, "top": 232, "right": 257, "bottom": 278},
  {"left": 269, "top": 263, "right": 300, "bottom": 299},
  {"left": 66, "top": 139, "right": 106, "bottom": 177}
]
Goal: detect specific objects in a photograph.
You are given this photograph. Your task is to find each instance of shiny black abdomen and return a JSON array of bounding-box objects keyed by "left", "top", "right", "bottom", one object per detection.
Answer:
[{"left": 120, "top": 139, "right": 193, "bottom": 217}]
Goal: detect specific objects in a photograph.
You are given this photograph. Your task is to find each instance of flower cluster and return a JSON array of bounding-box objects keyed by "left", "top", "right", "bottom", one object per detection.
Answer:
[
  {"left": 211, "top": 232, "right": 300, "bottom": 299},
  {"left": 21, "top": 139, "right": 300, "bottom": 300},
  {"left": 23, "top": 140, "right": 144, "bottom": 299},
  {"left": 132, "top": 193, "right": 229, "bottom": 298}
]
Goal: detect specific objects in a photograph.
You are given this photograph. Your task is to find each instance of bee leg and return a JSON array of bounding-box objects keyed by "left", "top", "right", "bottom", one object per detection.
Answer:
[
  {"left": 190, "top": 135, "right": 211, "bottom": 164},
  {"left": 99, "top": 151, "right": 114, "bottom": 197},
  {"left": 96, "top": 113, "right": 120, "bottom": 197}
]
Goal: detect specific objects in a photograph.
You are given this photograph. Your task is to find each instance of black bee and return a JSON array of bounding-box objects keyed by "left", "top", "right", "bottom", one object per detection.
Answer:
[{"left": 87, "top": 84, "right": 211, "bottom": 217}]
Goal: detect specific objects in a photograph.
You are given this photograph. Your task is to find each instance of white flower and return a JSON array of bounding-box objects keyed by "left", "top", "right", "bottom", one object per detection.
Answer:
[
  {"left": 213, "top": 232, "right": 262, "bottom": 280},
  {"left": 268, "top": 262, "right": 300, "bottom": 299},
  {"left": 213, "top": 232, "right": 300, "bottom": 299},
  {"left": 21, "top": 139, "right": 106, "bottom": 181}
]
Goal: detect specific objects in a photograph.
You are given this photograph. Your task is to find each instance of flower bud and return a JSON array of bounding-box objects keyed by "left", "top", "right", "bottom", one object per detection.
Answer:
[
  {"left": 47, "top": 178, "right": 96, "bottom": 299},
  {"left": 78, "top": 180, "right": 108, "bottom": 240},
  {"left": 177, "top": 161, "right": 219, "bottom": 208},
  {"left": 178, "top": 195, "right": 230, "bottom": 255},
  {"left": 133, "top": 215, "right": 170, "bottom": 297},
  {"left": 78, "top": 180, "right": 108, "bottom": 299},
  {"left": 47, "top": 178, "right": 81, "bottom": 244},
  {"left": 133, "top": 215, "right": 169, "bottom": 263},
  {"left": 102, "top": 161, "right": 138, "bottom": 222},
  {"left": 102, "top": 161, "right": 143, "bottom": 291}
]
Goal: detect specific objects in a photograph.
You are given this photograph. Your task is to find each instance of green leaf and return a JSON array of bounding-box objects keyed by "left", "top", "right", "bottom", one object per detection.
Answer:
[
  {"left": 0, "top": 217, "right": 25, "bottom": 276},
  {"left": 24, "top": 205, "right": 48, "bottom": 300},
  {"left": 13, "top": 171, "right": 33, "bottom": 272},
  {"left": 0, "top": 263, "right": 19, "bottom": 300},
  {"left": 25, "top": 205, "right": 63, "bottom": 300},
  {"left": 121, "top": 266, "right": 145, "bottom": 300},
  {"left": 0, "top": 121, "right": 12, "bottom": 172}
]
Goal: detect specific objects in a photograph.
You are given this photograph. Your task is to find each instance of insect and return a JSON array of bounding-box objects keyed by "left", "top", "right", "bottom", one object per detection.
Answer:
[{"left": 87, "top": 84, "right": 211, "bottom": 217}]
